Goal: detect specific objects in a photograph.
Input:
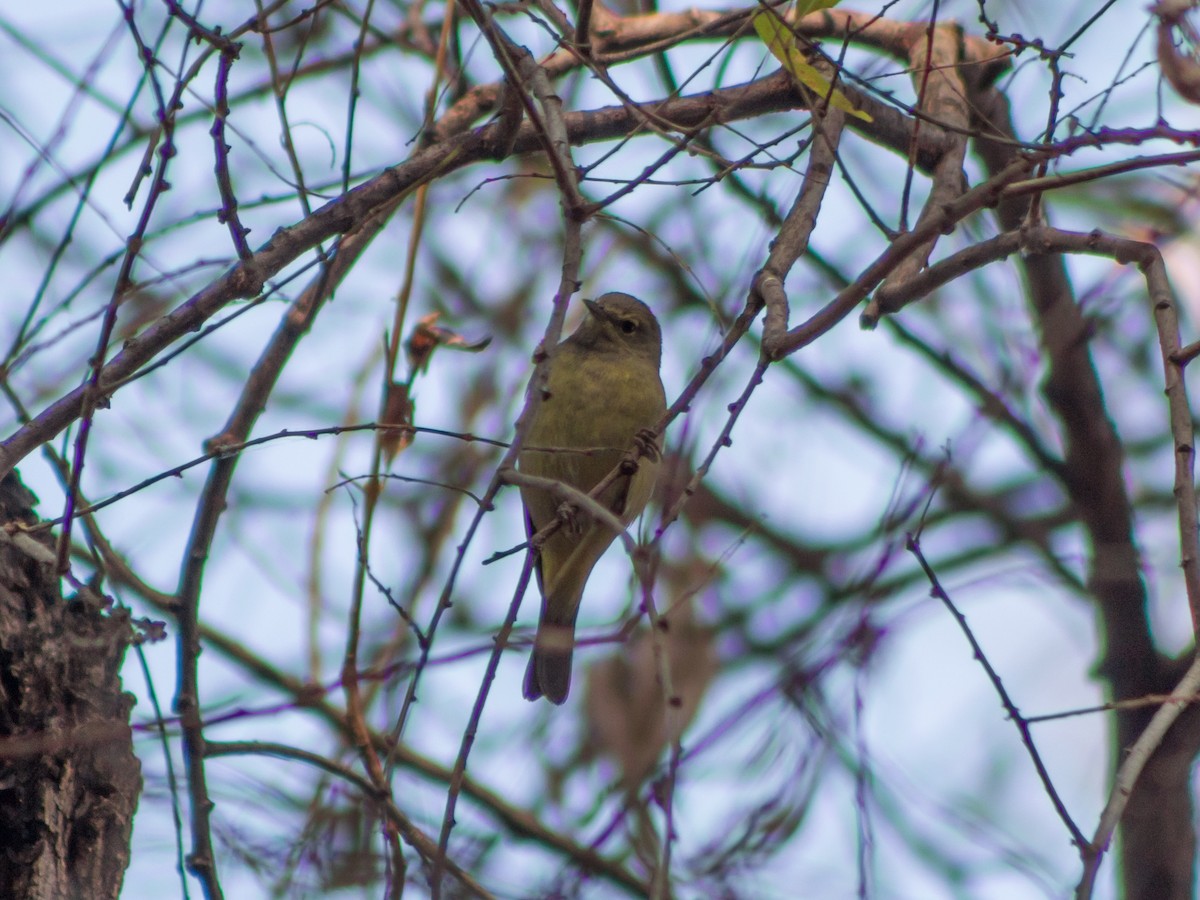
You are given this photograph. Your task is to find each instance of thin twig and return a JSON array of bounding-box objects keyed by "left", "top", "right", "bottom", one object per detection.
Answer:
[{"left": 907, "top": 531, "right": 1087, "bottom": 850}]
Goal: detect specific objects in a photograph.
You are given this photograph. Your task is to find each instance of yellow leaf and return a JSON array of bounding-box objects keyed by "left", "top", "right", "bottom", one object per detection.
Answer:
[
  {"left": 753, "top": 8, "right": 872, "bottom": 122},
  {"left": 795, "top": 0, "right": 841, "bottom": 19}
]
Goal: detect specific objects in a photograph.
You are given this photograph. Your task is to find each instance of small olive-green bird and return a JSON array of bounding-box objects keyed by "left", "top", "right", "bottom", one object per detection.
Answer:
[{"left": 520, "top": 293, "right": 667, "bottom": 705}]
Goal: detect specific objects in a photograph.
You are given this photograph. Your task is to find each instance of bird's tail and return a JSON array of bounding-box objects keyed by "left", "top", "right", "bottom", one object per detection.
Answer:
[{"left": 523, "top": 582, "right": 584, "bottom": 705}]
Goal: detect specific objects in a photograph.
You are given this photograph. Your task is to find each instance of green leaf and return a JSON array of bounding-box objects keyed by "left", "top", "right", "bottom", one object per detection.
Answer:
[
  {"left": 752, "top": 6, "right": 872, "bottom": 122},
  {"left": 795, "top": 0, "right": 841, "bottom": 18}
]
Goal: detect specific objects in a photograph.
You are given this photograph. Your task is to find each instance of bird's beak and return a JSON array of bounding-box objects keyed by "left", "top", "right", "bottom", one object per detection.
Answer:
[{"left": 582, "top": 298, "right": 616, "bottom": 325}]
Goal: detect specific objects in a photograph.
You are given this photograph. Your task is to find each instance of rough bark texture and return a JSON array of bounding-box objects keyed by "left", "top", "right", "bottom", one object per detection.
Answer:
[{"left": 0, "top": 472, "right": 141, "bottom": 900}]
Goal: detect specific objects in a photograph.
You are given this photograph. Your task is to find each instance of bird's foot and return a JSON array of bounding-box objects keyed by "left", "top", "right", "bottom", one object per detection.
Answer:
[
  {"left": 555, "top": 500, "right": 587, "bottom": 537},
  {"left": 622, "top": 429, "right": 661, "bottom": 476}
]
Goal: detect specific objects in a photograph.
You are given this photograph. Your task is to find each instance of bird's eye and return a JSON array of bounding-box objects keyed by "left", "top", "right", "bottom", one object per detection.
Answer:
[{"left": 620, "top": 319, "right": 637, "bottom": 334}]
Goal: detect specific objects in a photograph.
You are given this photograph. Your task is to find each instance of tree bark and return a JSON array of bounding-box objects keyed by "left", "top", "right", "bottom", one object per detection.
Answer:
[{"left": 0, "top": 472, "right": 141, "bottom": 900}]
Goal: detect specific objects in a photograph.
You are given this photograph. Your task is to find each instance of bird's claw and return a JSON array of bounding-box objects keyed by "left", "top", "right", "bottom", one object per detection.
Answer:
[
  {"left": 556, "top": 500, "right": 586, "bottom": 536},
  {"left": 632, "top": 428, "right": 661, "bottom": 463}
]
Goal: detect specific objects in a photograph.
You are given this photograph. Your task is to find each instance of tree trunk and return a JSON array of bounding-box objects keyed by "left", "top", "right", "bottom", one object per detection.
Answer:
[{"left": 0, "top": 472, "right": 141, "bottom": 899}]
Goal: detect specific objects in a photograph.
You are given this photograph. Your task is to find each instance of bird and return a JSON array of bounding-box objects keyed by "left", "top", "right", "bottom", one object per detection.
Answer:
[{"left": 519, "top": 292, "right": 667, "bottom": 704}]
